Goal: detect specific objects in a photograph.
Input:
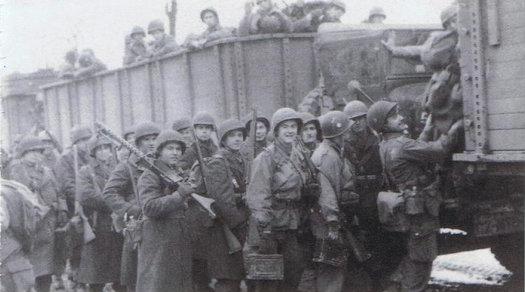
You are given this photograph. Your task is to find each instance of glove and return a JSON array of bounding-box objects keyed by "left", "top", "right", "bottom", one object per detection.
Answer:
[{"left": 233, "top": 193, "right": 245, "bottom": 207}]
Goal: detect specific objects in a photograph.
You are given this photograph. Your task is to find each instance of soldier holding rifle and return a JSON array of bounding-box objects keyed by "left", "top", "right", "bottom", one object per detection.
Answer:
[{"left": 102, "top": 121, "right": 160, "bottom": 292}]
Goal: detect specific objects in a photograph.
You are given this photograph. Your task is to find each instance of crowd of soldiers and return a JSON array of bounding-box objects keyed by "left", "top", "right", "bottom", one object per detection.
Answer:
[
  {"left": 59, "top": 0, "right": 388, "bottom": 78},
  {"left": 2, "top": 2, "right": 465, "bottom": 292}
]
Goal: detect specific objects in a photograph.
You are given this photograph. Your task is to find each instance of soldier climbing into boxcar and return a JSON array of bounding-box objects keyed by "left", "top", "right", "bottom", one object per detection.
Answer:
[
  {"left": 136, "top": 130, "right": 194, "bottom": 292},
  {"left": 246, "top": 108, "right": 311, "bottom": 292},
  {"left": 148, "top": 19, "right": 180, "bottom": 57},
  {"left": 123, "top": 26, "right": 152, "bottom": 65},
  {"left": 184, "top": 7, "right": 236, "bottom": 50},
  {"left": 368, "top": 101, "right": 463, "bottom": 292},
  {"left": 238, "top": 0, "right": 293, "bottom": 36},
  {"left": 74, "top": 49, "right": 107, "bottom": 79},
  {"left": 76, "top": 135, "right": 125, "bottom": 292},
  {"left": 103, "top": 121, "right": 160, "bottom": 292},
  {"left": 382, "top": 2, "right": 461, "bottom": 137},
  {"left": 192, "top": 119, "right": 251, "bottom": 292},
  {"left": 10, "top": 136, "right": 69, "bottom": 292}
]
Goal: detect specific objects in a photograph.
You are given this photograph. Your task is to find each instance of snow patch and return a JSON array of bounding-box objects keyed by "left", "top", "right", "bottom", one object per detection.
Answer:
[{"left": 430, "top": 248, "right": 512, "bottom": 286}]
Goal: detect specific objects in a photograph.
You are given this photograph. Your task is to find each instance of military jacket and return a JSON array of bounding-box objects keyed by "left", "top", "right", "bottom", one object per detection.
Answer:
[
  {"left": 247, "top": 139, "right": 307, "bottom": 230},
  {"left": 179, "top": 139, "right": 218, "bottom": 170},
  {"left": 55, "top": 149, "right": 90, "bottom": 213},
  {"left": 149, "top": 34, "right": 179, "bottom": 57}
]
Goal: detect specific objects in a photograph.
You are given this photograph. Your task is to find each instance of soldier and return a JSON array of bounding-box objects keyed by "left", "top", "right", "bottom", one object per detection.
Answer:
[
  {"left": 367, "top": 101, "right": 463, "bottom": 291},
  {"left": 343, "top": 100, "right": 386, "bottom": 289},
  {"left": 246, "top": 108, "right": 309, "bottom": 292},
  {"left": 179, "top": 111, "right": 218, "bottom": 170},
  {"left": 76, "top": 135, "right": 125, "bottom": 292},
  {"left": 292, "top": 0, "right": 345, "bottom": 32},
  {"left": 185, "top": 7, "right": 235, "bottom": 49},
  {"left": 136, "top": 130, "right": 194, "bottom": 292},
  {"left": 103, "top": 121, "right": 160, "bottom": 292},
  {"left": 10, "top": 136, "right": 69, "bottom": 292},
  {"left": 382, "top": 3, "right": 461, "bottom": 135},
  {"left": 299, "top": 112, "right": 322, "bottom": 152},
  {"left": 147, "top": 20, "right": 179, "bottom": 57},
  {"left": 238, "top": 0, "right": 293, "bottom": 36},
  {"left": 38, "top": 131, "right": 61, "bottom": 173},
  {"left": 59, "top": 49, "right": 78, "bottom": 79},
  {"left": 309, "top": 111, "right": 355, "bottom": 292},
  {"left": 123, "top": 26, "right": 152, "bottom": 65},
  {"left": 363, "top": 7, "right": 386, "bottom": 24},
  {"left": 240, "top": 114, "right": 270, "bottom": 160},
  {"left": 192, "top": 119, "right": 250, "bottom": 292},
  {"left": 172, "top": 117, "right": 194, "bottom": 147},
  {"left": 117, "top": 128, "right": 135, "bottom": 163},
  {"left": 74, "top": 49, "right": 107, "bottom": 79},
  {"left": 0, "top": 179, "right": 48, "bottom": 292}
]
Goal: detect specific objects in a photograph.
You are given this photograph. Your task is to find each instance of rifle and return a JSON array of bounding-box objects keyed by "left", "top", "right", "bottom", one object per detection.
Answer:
[
  {"left": 193, "top": 132, "right": 243, "bottom": 254},
  {"left": 250, "top": 108, "right": 258, "bottom": 159},
  {"left": 73, "top": 145, "right": 96, "bottom": 244},
  {"left": 295, "top": 136, "right": 319, "bottom": 185},
  {"left": 44, "top": 129, "right": 63, "bottom": 153},
  {"left": 94, "top": 123, "right": 220, "bottom": 233}
]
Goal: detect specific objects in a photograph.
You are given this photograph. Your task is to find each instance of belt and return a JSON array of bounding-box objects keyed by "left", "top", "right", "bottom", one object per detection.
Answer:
[{"left": 272, "top": 199, "right": 300, "bottom": 210}]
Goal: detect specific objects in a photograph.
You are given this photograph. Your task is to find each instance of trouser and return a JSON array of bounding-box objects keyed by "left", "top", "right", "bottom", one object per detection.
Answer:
[
  {"left": 254, "top": 230, "right": 306, "bottom": 292},
  {"left": 88, "top": 283, "right": 127, "bottom": 292},
  {"left": 398, "top": 257, "right": 432, "bottom": 292},
  {"left": 315, "top": 264, "right": 345, "bottom": 292},
  {"left": 34, "top": 275, "right": 52, "bottom": 292},
  {"left": 192, "top": 258, "right": 212, "bottom": 292},
  {"left": 214, "top": 279, "right": 241, "bottom": 292}
]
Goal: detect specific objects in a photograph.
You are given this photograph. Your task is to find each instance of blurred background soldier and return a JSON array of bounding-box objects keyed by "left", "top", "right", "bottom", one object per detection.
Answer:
[
  {"left": 116, "top": 128, "right": 135, "bottom": 163},
  {"left": 246, "top": 108, "right": 308, "bottom": 292},
  {"left": 55, "top": 126, "right": 92, "bottom": 290},
  {"left": 38, "top": 131, "right": 62, "bottom": 174},
  {"left": 184, "top": 7, "right": 235, "bottom": 49},
  {"left": 240, "top": 113, "right": 270, "bottom": 161},
  {"left": 136, "top": 130, "right": 194, "bottom": 292},
  {"left": 76, "top": 136, "right": 124, "bottom": 292},
  {"left": 1, "top": 179, "right": 48, "bottom": 292},
  {"left": 103, "top": 121, "right": 160, "bottom": 292},
  {"left": 311, "top": 111, "right": 354, "bottom": 292},
  {"left": 59, "top": 49, "right": 78, "bottom": 79},
  {"left": 367, "top": 101, "right": 463, "bottom": 291},
  {"left": 148, "top": 19, "right": 179, "bottom": 57},
  {"left": 299, "top": 112, "right": 322, "bottom": 152},
  {"left": 238, "top": 0, "right": 292, "bottom": 36},
  {"left": 123, "top": 26, "right": 152, "bottom": 65},
  {"left": 363, "top": 7, "right": 386, "bottom": 24},
  {"left": 382, "top": 3, "right": 460, "bottom": 136},
  {"left": 292, "top": 0, "right": 345, "bottom": 32},
  {"left": 193, "top": 119, "right": 250, "bottom": 292},
  {"left": 172, "top": 117, "right": 195, "bottom": 147},
  {"left": 179, "top": 111, "right": 218, "bottom": 170},
  {"left": 10, "top": 136, "right": 69, "bottom": 292},
  {"left": 74, "top": 49, "right": 107, "bottom": 79}
]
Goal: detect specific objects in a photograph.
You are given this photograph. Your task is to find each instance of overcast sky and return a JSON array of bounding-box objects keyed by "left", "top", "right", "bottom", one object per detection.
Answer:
[{"left": 1, "top": 0, "right": 453, "bottom": 74}]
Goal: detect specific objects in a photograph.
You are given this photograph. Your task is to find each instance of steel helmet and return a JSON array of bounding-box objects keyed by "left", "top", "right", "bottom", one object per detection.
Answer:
[
  {"left": 200, "top": 7, "right": 219, "bottom": 21},
  {"left": 319, "top": 111, "right": 353, "bottom": 138},
  {"left": 328, "top": 0, "right": 346, "bottom": 12},
  {"left": 134, "top": 121, "right": 161, "bottom": 144},
  {"left": 148, "top": 19, "right": 165, "bottom": 34},
  {"left": 130, "top": 26, "right": 146, "bottom": 37},
  {"left": 243, "top": 114, "right": 270, "bottom": 133},
  {"left": 70, "top": 125, "right": 93, "bottom": 145},
  {"left": 217, "top": 118, "right": 246, "bottom": 144},
  {"left": 172, "top": 117, "right": 192, "bottom": 131},
  {"left": 369, "top": 7, "right": 386, "bottom": 18},
  {"left": 366, "top": 101, "right": 397, "bottom": 133},
  {"left": 122, "top": 127, "right": 135, "bottom": 142},
  {"left": 37, "top": 131, "right": 53, "bottom": 143},
  {"left": 155, "top": 130, "right": 186, "bottom": 155},
  {"left": 17, "top": 136, "right": 46, "bottom": 157},
  {"left": 440, "top": 3, "right": 458, "bottom": 26},
  {"left": 344, "top": 100, "right": 368, "bottom": 119},
  {"left": 87, "top": 135, "right": 113, "bottom": 157},
  {"left": 193, "top": 112, "right": 216, "bottom": 129},
  {"left": 271, "top": 108, "right": 303, "bottom": 134}
]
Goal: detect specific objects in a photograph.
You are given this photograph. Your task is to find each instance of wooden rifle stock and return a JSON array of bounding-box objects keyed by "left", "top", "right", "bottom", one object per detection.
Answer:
[{"left": 193, "top": 132, "right": 243, "bottom": 254}]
